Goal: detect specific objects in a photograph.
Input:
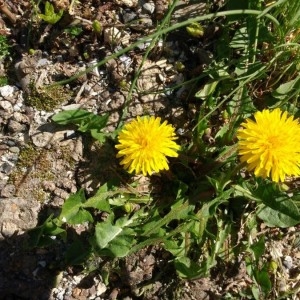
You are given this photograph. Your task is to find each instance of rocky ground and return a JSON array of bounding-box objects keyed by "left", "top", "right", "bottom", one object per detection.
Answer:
[{"left": 0, "top": 0, "right": 300, "bottom": 299}]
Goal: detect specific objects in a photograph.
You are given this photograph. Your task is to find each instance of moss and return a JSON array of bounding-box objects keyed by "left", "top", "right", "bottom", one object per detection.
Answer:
[
  {"left": 0, "top": 35, "right": 10, "bottom": 60},
  {"left": 10, "top": 144, "right": 54, "bottom": 202},
  {"left": 17, "top": 145, "right": 39, "bottom": 168},
  {"left": 26, "top": 83, "right": 72, "bottom": 111},
  {"left": 31, "top": 189, "right": 48, "bottom": 202},
  {"left": 0, "top": 76, "right": 8, "bottom": 86},
  {"left": 17, "top": 145, "right": 52, "bottom": 175}
]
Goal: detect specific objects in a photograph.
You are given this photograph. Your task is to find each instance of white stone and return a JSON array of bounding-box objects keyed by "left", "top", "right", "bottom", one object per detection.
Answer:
[
  {"left": 31, "top": 131, "right": 53, "bottom": 148},
  {"left": 87, "top": 59, "right": 101, "bottom": 77},
  {"left": 96, "top": 282, "right": 107, "bottom": 296},
  {"left": 104, "top": 27, "right": 130, "bottom": 46},
  {"left": 114, "top": 0, "right": 138, "bottom": 7},
  {"left": 104, "top": 27, "right": 122, "bottom": 45},
  {"left": 0, "top": 100, "right": 13, "bottom": 113},
  {"left": 1, "top": 221, "right": 18, "bottom": 237},
  {"left": 143, "top": 2, "right": 155, "bottom": 14},
  {"left": 119, "top": 55, "right": 132, "bottom": 68},
  {"left": 13, "top": 102, "right": 23, "bottom": 112},
  {"left": 61, "top": 104, "right": 81, "bottom": 110},
  {"left": 0, "top": 85, "right": 16, "bottom": 98},
  {"left": 36, "top": 58, "right": 49, "bottom": 67}
]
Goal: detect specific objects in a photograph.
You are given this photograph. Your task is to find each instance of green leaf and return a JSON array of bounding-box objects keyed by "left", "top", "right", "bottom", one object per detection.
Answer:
[
  {"left": 95, "top": 221, "right": 121, "bottom": 249},
  {"left": 164, "top": 237, "right": 186, "bottom": 257},
  {"left": 194, "top": 189, "right": 232, "bottom": 242},
  {"left": 52, "top": 109, "right": 109, "bottom": 142},
  {"left": 236, "top": 182, "right": 300, "bottom": 227},
  {"left": 257, "top": 202, "right": 300, "bottom": 227},
  {"left": 254, "top": 266, "right": 272, "bottom": 295},
  {"left": 214, "top": 123, "right": 229, "bottom": 139},
  {"left": 43, "top": 218, "right": 65, "bottom": 235},
  {"left": 272, "top": 76, "right": 300, "bottom": 99},
  {"left": 90, "top": 129, "right": 107, "bottom": 143},
  {"left": 233, "top": 184, "right": 262, "bottom": 202},
  {"left": 65, "top": 239, "right": 92, "bottom": 265},
  {"left": 83, "top": 183, "right": 112, "bottom": 212},
  {"left": 64, "top": 26, "right": 83, "bottom": 37},
  {"left": 52, "top": 109, "right": 95, "bottom": 125},
  {"left": 53, "top": 109, "right": 109, "bottom": 131},
  {"left": 235, "top": 60, "right": 266, "bottom": 80},
  {"left": 142, "top": 201, "right": 194, "bottom": 237},
  {"left": 186, "top": 22, "right": 204, "bottom": 38},
  {"left": 83, "top": 195, "right": 111, "bottom": 212},
  {"left": 70, "top": 208, "right": 94, "bottom": 225},
  {"left": 92, "top": 20, "right": 102, "bottom": 33},
  {"left": 77, "top": 113, "right": 109, "bottom": 133},
  {"left": 195, "top": 81, "right": 219, "bottom": 99},
  {"left": 255, "top": 183, "right": 300, "bottom": 227},
  {"left": 59, "top": 189, "right": 93, "bottom": 224},
  {"left": 105, "top": 228, "right": 135, "bottom": 257},
  {"left": 28, "top": 215, "right": 66, "bottom": 247},
  {"left": 250, "top": 236, "right": 265, "bottom": 261},
  {"left": 229, "top": 27, "right": 248, "bottom": 49},
  {"left": 251, "top": 286, "right": 260, "bottom": 300},
  {"left": 95, "top": 221, "right": 135, "bottom": 257},
  {"left": 39, "top": 1, "right": 63, "bottom": 24},
  {"left": 174, "top": 257, "right": 204, "bottom": 279}
]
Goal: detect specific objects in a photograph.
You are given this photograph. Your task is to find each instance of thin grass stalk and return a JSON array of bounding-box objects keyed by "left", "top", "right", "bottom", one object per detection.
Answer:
[{"left": 51, "top": 9, "right": 279, "bottom": 87}]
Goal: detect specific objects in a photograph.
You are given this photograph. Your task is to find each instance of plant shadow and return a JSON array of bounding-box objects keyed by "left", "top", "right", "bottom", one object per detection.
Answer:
[{"left": 0, "top": 230, "right": 57, "bottom": 300}]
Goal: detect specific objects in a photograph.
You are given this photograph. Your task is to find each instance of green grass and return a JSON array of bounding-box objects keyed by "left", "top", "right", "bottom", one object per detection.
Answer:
[
  {"left": 31, "top": 0, "right": 300, "bottom": 298},
  {"left": 0, "top": 35, "right": 10, "bottom": 60}
]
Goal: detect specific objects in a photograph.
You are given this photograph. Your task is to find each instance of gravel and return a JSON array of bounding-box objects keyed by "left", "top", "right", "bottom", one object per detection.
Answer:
[{"left": 0, "top": 1, "right": 299, "bottom": 299}]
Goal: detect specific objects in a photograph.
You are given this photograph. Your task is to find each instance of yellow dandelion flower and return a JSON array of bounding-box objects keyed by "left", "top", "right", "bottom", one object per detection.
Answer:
[
  {"left": 116, "top": 116, "right": 180, "bottom": 176},
  {"left": 237, "top": 108, "right": 300, "bottom": 182}
]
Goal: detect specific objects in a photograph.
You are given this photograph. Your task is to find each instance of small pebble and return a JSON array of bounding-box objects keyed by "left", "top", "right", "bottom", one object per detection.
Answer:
[
  {"left": 87, "top": 59, "right": 101, "bottom": 77},
  {"left": 8, "top": 154, "right": 19, "bottom": 162},
  {"left": 38, "top": 260, "right": 47, "bottom": 267},
  {"left": 0, "top": 100, "right": 13, "bottom": 113},
  {"left": 64, "top": 130, "right": 76, "bottom": 139},
  {"left": 61, "top": 104, "right": 81, "bottom": 110},
  {"left": 0, "top": 144, "right": 8, "bottom": 150},
  {"left": 283, "top": 255, "right": 293, "bottom": 269},
  {"left": 43, "top": 180, "right": 56, "bottom": 192},
  {"left": 6, "top": 140, "right": 15, "bottom": 146},
  {"left": 9, "top": 146, "right": 20, "bottom": 154},
  {"left": 122, "top": 9, "right": 137, "bottom": 23},
  {"left": 1, "top": 221, "right": 18, "bottom": 237},
  {"left": 177, "top": 128, "right": 185, "bottom": 135},
  {"left": 13, "top": 111, "right": 30, "bottom": 124},
  {"left": 143, "top": 2, "right": 155, "bottom": 14},
  {"left": 56, "top": 289, "right": 65, "bottom": 300},
  {"left": 13, "top": 102, "right": 23, "bottom": 112},
  {"left": 96, "top": 282, "right": 107, "bottom": 296},
  {"left": 104, "top": 27, "right": 122, "bottom": 45},
  {"left": 114, "top": 0, "right": 138, "bottom": 8},
  {"left": 0, "top": 85, "right": 15, "bottom": 98},
  {"left": 7, "top": 119, "right": 27, "bottom": 133},
  {"left": 119, "top": 54, "right": 132, "bottom": 68},
  {"left": 89, "top": 285, "right": 97, "bottom": 299},
  {"left": 138, "top": 15, "right": 153, "bottom": 27},
  {"left": 136, "top": 40, "right": 151, "bottom": 50},
  {"left": 36, "top": 58, "right": 49, "bottom": 67},
  {"left": 0, "top": 162, "right": 13, "bottom": 174}
]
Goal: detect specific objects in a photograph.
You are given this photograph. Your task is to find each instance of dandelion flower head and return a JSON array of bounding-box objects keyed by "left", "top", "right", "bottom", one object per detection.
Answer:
[
  {"left": 116, "top": 116, "right": 180, "bottom": 176},
  {"left": 237, "top": 108, "right": 300, "bottom": 182}
]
